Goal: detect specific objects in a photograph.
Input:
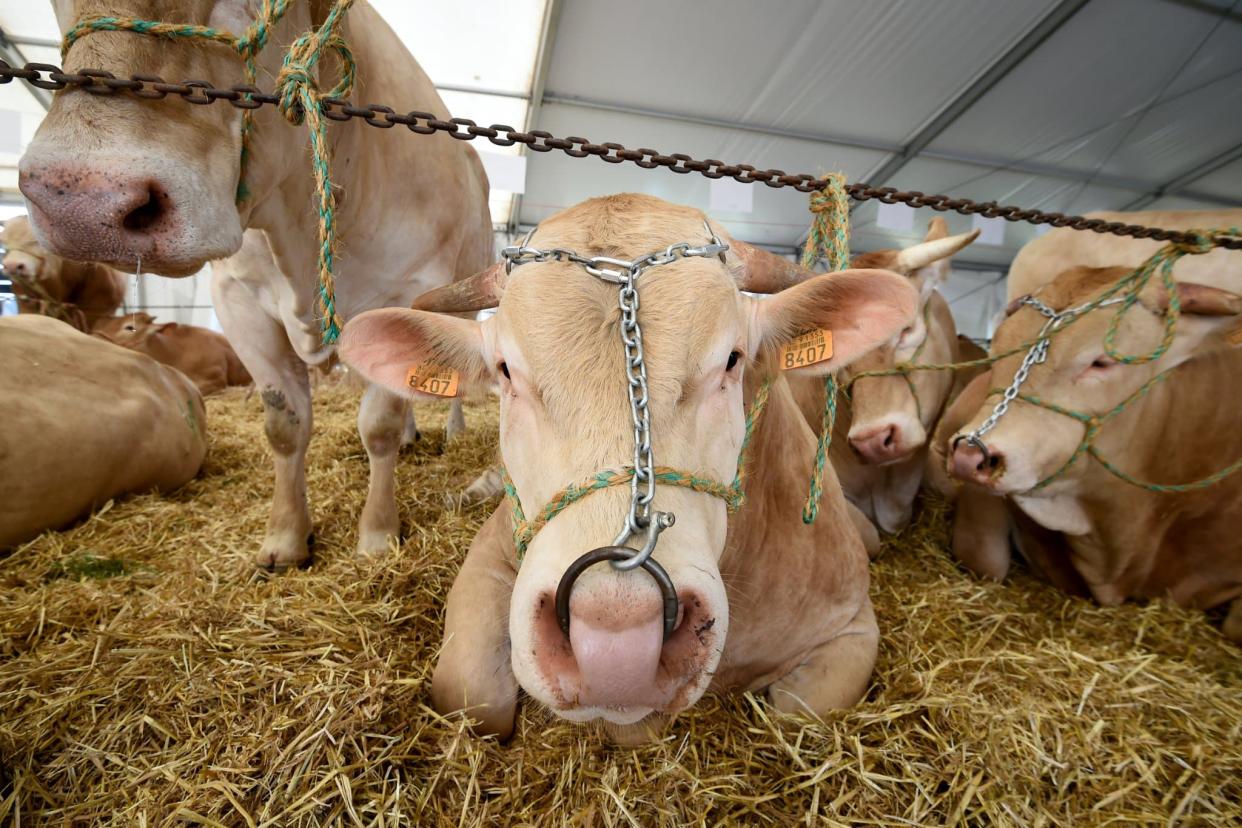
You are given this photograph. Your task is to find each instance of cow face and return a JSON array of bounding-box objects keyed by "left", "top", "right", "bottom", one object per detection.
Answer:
[
  {"left": 1, "top": 217, "right": 51, "bottom": 282},
  {"left": 18, "top": 1, "right": 311, "bottom": 275},
  {"left": 844, "top": 218, "right": 979, "bottom": 464},
  {"left": 949, "top": 265, "right": 1242, "bottom": 494},
  {"left": 94, "top": 311, "right": 163, "bottom": 345},
  {"left": 339, "top": 195, "right": 915, "bottom": 727}
]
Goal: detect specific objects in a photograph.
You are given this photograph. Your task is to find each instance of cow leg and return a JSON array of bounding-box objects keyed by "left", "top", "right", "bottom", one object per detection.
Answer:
[
  {"left": 845, "top": 501, "right": 882, "bottom": 559},
  {"left": 461, "top": 466, "right": 505, "bottom": 504},
  {"left": 431, "top": 503, "right": 519, "bottom": 738},
  {"left": 951, "top": 487, "right": 1012, "bottom": 581},
  {"left": 1223, "top": 599, "right": 1242, "bottom": 645},
  {"left": 446, "top": 398, "right": 467, "bottom": 441},
  {"left": 767, "top": 597, "right": 878, "bottom": 715},
  {"left": 401, "top": 402, "right": 420, "bottom": 447},
  {"left": 213, "top": 276, "right": 313, "bottom": 569},
  {"left": 357, "top": 385, "right": 407, "bottom": 555}
]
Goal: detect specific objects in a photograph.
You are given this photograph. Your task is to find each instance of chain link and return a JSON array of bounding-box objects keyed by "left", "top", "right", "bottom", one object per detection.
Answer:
[
  {"left": 5, "top": 59, "right": 1241, "bottom": 251},
  {"left": 501, "top": 224, "right": 728, "bottom": 571}
]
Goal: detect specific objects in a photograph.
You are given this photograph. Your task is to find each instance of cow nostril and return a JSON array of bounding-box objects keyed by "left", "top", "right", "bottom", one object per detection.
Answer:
[
  {"left": 987, "top": 454, "right": 1003, "bottom": 471},
  {"left": 883, "top": 429, "right": 895, "bottom": 448},
  {"left": 122, "top": 187, "right": 165, "bottom": 232}
]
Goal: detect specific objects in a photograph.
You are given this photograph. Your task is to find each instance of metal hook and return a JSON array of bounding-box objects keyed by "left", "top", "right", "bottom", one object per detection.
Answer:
[{"left": 611, "top": 511, "right": 675, "bottom": 572}]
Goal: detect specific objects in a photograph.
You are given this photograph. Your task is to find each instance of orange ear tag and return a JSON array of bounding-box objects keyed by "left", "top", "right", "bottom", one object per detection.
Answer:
[
  {"left": 405, "top": 363, "right": 460, "bottom": 397},
  {"left": 780, "top": 329, "right": 834, "bottom": 370}
]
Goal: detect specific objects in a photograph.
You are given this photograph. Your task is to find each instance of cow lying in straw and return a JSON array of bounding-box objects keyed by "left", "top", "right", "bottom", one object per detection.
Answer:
[
  {"left": 0, "top": 315, "right": 207, "bottom": 549},
  {"left": 791, "top": 218, "right": 984, "bottom": 538},
  {"left": 941, "top": 261, "right": 1242, "bottom": 643},
  {"left": 339, "top": 194, "right": 917, "bottom": 741},
  {"left": 95, "top": 312, "right": 252, "bottom": 397},
  {"left": 1, "top": 216, "right": 125, "bottom": 332}
]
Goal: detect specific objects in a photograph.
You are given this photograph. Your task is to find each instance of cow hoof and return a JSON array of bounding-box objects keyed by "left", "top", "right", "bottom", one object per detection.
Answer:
[
  {"left": 255, "top": 532, "right": 312, "bottom": 571},
  {"left": 460, "top": 468, "right": 504, "bottom": 505},
  {"left": 356, "top": 530, "right": 400, "bottom": 557}
]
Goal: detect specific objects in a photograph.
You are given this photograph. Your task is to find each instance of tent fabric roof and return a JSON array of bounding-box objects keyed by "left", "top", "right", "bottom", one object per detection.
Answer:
[{"left": 1, "top": 0, "right": 1239, "bottom": 266}]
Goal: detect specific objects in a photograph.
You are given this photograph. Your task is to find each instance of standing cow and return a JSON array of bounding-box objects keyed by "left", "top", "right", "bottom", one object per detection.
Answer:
[
  {"left": 791, "top": 218, "right": 982, "bottom": 536},
  {"left": 0, "top": 315, "right": 207, "bottom": 549},
  {"left": 942, "top": 261, "right": 1242, "bottom": 643},
  {"left": 95, "top": 312, "right": 252, "bottom": 396},
  {"left": 340, "top": 194, "right": 918, "bottom": 741},
  {"left": 20, "top": 1, "right": 493, "bottom": 568},
  {"left": 1, "top": 215, "right": 126, "bottom": 331}
]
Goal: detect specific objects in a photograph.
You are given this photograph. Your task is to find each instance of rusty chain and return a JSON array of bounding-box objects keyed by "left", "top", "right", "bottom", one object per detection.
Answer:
[{"left": 3, "top": 58, "right": 1240, "bottom": 252}]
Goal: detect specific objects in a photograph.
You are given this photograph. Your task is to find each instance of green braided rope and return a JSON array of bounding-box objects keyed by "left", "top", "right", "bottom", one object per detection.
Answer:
[
  {"left": 801, "top": 173, "right": 850, "bottom": 272},
  {"left": 61, "top": 0, "right": 353, "bottom": 344},
  {"left": 801, "top": 375, "right": 838, "bottom": 524},
  {"left": 503, "top": 377, "right": 776, "bottom": 559}
]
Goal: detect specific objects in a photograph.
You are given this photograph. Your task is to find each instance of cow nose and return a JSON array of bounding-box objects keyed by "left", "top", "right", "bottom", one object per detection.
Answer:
[
  {"left": 20, "top": 165, "right": 174, "bottom": 264},
  {"left": 849, "top": 423, "right": 906, "bottom": 464},
  {"left": 3, "top": 258, "right": 29, "bottom": 278},
  {"left": 531, "top": 583, "right": 716, "bottom": 712},
  {"left": 950, "top": 436, "right": 1005, "bottom": 485}
]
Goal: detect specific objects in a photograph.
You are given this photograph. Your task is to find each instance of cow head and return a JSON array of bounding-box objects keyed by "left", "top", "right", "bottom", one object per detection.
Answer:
[
  {"left": 94, "top": 310, "right": 169, "bottom": 344},
  {"left": 1, "top": 216, "right": 50, "bottom": 282},
  {"left": 844, "top": 218, "right": 979, "bottom": 464},
  {"left": 339, "top": 194, "right": 915, "bottom": 728},
  {"left": 19, "top": 0, "right": 318, "bottom": 275},
  {"left": 949, "top": 265, "right": 1242, "bottom": 494}
]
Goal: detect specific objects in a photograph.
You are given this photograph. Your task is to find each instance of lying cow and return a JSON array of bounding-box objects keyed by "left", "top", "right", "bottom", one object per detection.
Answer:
[
  {"left": 340, "top": 194, "right": 917, "bottom": 741},
  {"left": 943, "top": 263, "right": 1242, "bottom": 642},
  {"left": 1, "top": 215, "right": 125, "bottom": 331},
  {"left": 21, "top": 1, "right": 493, "bottom": 568},
  {"left": 791, "top": 218, "right": 982, "bottom": 536},
  {"left": 95, "top": 312, "right": 252, "bottom": 396},
  {"left": 0, "top": 315, "right": 207, "bottom": 549}
]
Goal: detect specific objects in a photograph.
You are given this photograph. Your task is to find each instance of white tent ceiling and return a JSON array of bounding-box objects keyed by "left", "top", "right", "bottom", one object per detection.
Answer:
[{"left": 1, "top": 0, "right": 1240, "bottom": 269}]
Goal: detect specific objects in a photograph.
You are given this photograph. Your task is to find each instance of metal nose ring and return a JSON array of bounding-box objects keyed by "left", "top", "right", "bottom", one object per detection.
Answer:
[
  {"left": 555, "top": 546, "right": 680, "bottom": 642},
  {"left": 952, "top": 433, "right": 992, "bottom": 465}
]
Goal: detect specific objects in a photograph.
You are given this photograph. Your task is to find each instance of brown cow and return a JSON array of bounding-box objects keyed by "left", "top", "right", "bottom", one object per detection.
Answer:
[
  {"left": 0, "top": 315, "right": 207, "bottom": 549},
  {"left": 339, "top": 194, "right": 918, "bottom": 741},
  {"left": 943, "top": 263, "right": 1242, "bottom": 642},
  {"left": 21, "top": 1, "right": 493, "bottom": 569},
  {"left": 790, "top": 218, "right": 981, "bottom": 536},
  {"left": 1, "top": 215, "right": 125, "bottom": 331},
  {"left": 95, "top": 312, "right": 251, "bottom": 396}
]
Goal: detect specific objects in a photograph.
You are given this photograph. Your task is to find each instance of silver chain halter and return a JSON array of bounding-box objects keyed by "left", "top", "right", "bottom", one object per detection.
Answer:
[
  {"left": 501, "top": 221, "right": 728, "bottom": 571},
  {"left": 954, "top": 293, "right": 1126, "bottom": 457}
]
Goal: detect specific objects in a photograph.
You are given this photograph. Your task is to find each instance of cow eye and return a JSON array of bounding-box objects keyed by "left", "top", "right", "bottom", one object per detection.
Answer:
[
  {"left": 1091, "top": 356, "right": 1116, "bottom": 369},
  {"left": 124, "top": 324, "right": 135, "bottom": 332},
  {"left": 726, "top": 350, "right": 741, "bottom": 372},
  {"left": 498, "top": 361, "right": 511, "bottom": 380}
]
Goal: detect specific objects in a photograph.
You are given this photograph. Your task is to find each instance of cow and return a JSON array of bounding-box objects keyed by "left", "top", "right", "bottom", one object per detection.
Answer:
[
  {"left": 95, "top": 311, "right": 252, "bottom": 396},
  {"left": 1008, "top": 209, "right": 1242, "bottom": 300},
  {"left": 790, "top": 218, "right": 982, "bottom": 536},
  {"left": 1, "top": 215, "right": 126, "bottom": 331},
  {"left": 338, "top": 193, "right": 918, "bottom": 741},
  {"left": 0, "top": 315, "right": 207, "bottom": 549},
  {"left": 942, "top": 261, "right": 1242, "bottom": 643},
  {"left": 20, "top": 1, "right": 493, "bottom": 569}
]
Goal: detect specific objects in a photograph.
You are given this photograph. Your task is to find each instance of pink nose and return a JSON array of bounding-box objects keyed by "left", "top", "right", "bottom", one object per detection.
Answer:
[
  {"left": 20, "top": 165, "right": 175, "bottom": 264},
  {"left": 532, "top": 582, "right": 717, "bottom": 712},
  {"left": 2, "top": 257, "right": 30, "bottom": 278},
  {"left": 849, "top": 423, "right": 907, "bottom": 464},
  {"left": 950, "top": 437, "right": 1005, "bottom": 485}
]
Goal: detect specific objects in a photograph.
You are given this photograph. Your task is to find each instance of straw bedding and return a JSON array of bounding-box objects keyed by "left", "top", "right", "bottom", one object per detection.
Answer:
[{"left": 1, "top": 383, "right": 1238, "bottom": 826}]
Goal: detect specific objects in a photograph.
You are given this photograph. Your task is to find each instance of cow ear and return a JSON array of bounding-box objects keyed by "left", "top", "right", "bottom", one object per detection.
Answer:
[
  {"left": 338, "top": 308, "right": 491, "bottom": 400},
  {"left": 1144, "top": 282, "right": 1242, "bottom": 317},
  {"left": 755, "top": 268, "right": 918, "bottom": 375}
]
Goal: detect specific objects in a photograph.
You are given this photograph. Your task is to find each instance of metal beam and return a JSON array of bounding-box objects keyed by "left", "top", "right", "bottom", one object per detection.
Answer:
[
  {"left": 508, "top": 0, "right": 563, "bottom": 235},
  {"left": 1161, "top": 0, "right": 1242, "bottom": 25},
  {"left": 5, "top": 34, "right": 59, "bottom": 49},
  {"left": 1120, "top": 139, "right": 1242, "bottom": 210},
  {"left": 0, "top": 30, "right": 51, "bottom": 109},
  {"left": 539, "top": 93, "right": 1239, "bottom": 208},
  {"left": 860, "top": 0, "right": 1092, "bottom": 189}
]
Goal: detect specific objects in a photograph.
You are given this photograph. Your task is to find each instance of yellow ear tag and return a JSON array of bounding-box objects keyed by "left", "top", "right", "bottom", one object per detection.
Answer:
[
  {"left": 780, "top": 329, "right": 834, "bottom": 370},
  {"left": 406, "top": 363, "right": 460, "bottom": 397},
  {"left": 1226, "top": 324, "right": 1242, "bottom": 347}
]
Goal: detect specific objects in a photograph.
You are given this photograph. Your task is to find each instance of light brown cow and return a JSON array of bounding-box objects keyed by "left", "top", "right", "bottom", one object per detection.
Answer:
[
  {"left": 339, "top": 194, "right": 918, "bottom": 741},
  {"left": 1008, "top": 209, "right": 1242, "bottom": 301},
  {"left": 791, "top": 218, "right": 981, "bottom": 536},
  {"left": 95, "top": 312, "right": 251, "bottom": 396},
  {"left": 21, "top": 1, "right": 493, "bottom": 569},
  {"left": 1, "top": 215, "right": 125, "bottom": 331},
  {"left": 944, "top": 263, "right": 1242, "bottom": 642},
  {"left": 0, "top": 315, "right": 207, "bottom": 549}
]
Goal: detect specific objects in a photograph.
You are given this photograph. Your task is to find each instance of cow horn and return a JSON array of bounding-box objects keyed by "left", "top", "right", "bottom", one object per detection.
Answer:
[
  {"left": 410, "top": 261, "right": 507, "bottom": 313},
  {"left": 731, "top": 240, "right": 817, "bottom": 293},
  {"left": 895, "top": 228, "right": 980, "bottom": 274}
]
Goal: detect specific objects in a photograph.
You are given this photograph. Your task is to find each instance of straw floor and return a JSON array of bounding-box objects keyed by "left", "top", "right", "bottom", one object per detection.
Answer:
[{"left": 1, "top": 383, "right": 1238, "bottom": 826}]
